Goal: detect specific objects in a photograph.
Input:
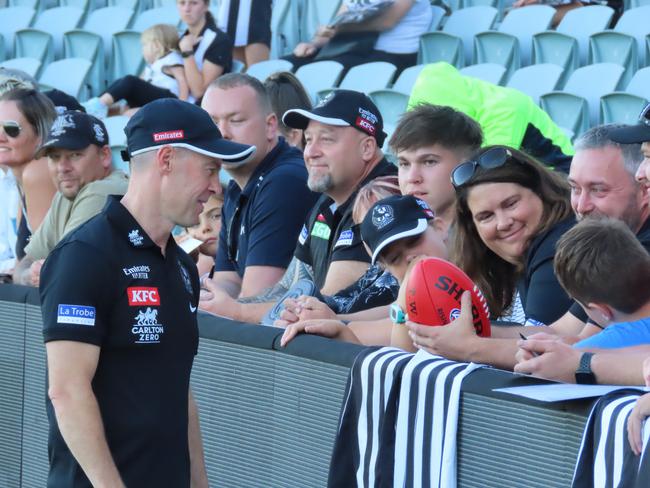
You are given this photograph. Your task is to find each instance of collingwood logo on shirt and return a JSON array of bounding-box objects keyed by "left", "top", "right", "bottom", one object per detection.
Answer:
[{"left": 131, "top": 307, "right": 164, "bottom": 343}]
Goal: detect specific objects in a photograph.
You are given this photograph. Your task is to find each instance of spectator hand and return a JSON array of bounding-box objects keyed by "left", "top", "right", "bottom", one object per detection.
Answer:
[
  {"left": 30, "top": 259, "right": 44, "bottom": 287},
  {"left": 405, "top": 291, "right": 480, "bottom": 361},
  {"left": 514, "top": 338, "right": 580, "bottom": 382},
  {"left": 199, "top": 277, "right": 238, "bottom": 319},
  {"left": 280, "top": 319, "right": 360, "bottom": 347},
  {"left": 627, "top": 393, "right": 650, "bottom": 456},
  {"left": 179, "top": 33, "right": 201, "bottom": 53},
  {"left": 293, "top": 42, "right": 318, "bottom": 58}
]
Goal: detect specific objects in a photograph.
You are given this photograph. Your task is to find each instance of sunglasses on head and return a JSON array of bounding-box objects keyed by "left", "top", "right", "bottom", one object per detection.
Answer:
[
  {"left": 0, "top": 121, "right": 21, "bottom": 138},
  {"left": 451, "top": 147, "right": 513, "bottom": 188}
]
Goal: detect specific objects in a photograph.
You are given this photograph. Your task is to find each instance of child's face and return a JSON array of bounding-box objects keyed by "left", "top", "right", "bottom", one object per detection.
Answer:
[
  {"left": 187, "top": 195, "right": 223, "bottom": 257},
  {"left": 142, "top": 40, "right": 161, "bottom": 65},
  {"left": 378, "top": 224, "right": 448, "bottom": 283}
]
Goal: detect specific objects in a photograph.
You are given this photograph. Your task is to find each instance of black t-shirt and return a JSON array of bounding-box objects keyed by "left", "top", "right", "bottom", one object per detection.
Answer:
[
  {"left": 215, "top": 138, "right": 318, "bottom": 276},
  {"left": 517, "top": 216, "right": 575, "bottom": 325},
  {"left": 40, "top": 196, "right": 199, "bottom": 488},
  {"left": 182, "top": 14, "right": 233, "bottom": 74},
  {"left": 294, "top": 158, "right": 397, "bottom": 290},
  {"left": 568, "top": 216, "right": 650, "bottom": 323}
]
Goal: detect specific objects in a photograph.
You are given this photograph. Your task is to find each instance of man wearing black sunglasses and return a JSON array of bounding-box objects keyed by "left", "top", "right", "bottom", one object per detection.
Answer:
[{"left": 13, "top": 111, "right": 128, "bottom": 287}]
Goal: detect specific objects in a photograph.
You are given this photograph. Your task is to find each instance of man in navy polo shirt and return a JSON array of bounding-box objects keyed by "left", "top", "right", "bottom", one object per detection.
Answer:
[
  {"left": 39, "top": 99, "right": 255, "bottom": 487},
  {"left": 200, "top": 73, "right": 318, "bottom": 300},
  {"left": 200, "top": 89, "right": 396, "bottom": 323}
]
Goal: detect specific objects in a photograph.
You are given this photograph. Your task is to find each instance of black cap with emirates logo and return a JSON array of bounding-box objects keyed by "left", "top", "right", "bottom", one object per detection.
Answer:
[
  {"left": 283, "top": 89, "right": 387, "bottom": 146},
  {"left": 123, "top": 98, "right": 256, "bottom": 164}
]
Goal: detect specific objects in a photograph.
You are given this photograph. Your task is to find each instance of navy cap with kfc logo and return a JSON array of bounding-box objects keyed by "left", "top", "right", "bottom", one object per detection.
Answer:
[
  {"left": 123, "top": 98, "right": 256, "bottom": 164},
  {"left": 283, "top": 89, "right": 387, "bottom": 146}
]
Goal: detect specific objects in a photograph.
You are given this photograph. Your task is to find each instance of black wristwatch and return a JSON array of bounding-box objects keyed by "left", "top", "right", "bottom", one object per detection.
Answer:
[
  {"left": 575, "top": 352, "right": 597, "bottom": 384},
  {"left": 181, "top": 50, "right": 194, "bottom": 58}
]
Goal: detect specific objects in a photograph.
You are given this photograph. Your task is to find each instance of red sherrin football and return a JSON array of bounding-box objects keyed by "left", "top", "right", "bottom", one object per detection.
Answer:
[{"left": 405, "top": 257, "right": 491, "bottom": 337}]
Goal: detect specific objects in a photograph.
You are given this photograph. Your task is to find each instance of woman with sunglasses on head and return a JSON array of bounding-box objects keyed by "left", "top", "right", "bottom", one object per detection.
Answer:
[
  {"left": 404, "top": 146, "right": 575, "bottom": 369},
  {"left": 0, "top": 88, "right": 57, "bottom": 267},
  {"left": 450, "top": 145, "right": 574, "bottom": 325}
]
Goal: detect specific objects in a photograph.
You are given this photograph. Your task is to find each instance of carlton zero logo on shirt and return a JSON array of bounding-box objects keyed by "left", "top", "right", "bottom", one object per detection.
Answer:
[
  {"left": 127, "top": 287, "right": 160, "bottom": 306},
  {"left": 131, "top": 307, "right": 164, "bottom": 344},
  {"left": 57, "top": 304, "right": 96, "bottom": 326}
]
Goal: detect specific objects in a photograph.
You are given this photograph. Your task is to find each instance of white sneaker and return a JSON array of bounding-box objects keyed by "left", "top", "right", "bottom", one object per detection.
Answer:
[{"left": 82, "top": 97, "right": 108, "bottom": 119}]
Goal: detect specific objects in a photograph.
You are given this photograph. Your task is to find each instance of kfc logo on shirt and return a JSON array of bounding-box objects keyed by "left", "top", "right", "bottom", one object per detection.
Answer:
[{"left": 127, "top": 287, "right": 160, "bottom": 306}]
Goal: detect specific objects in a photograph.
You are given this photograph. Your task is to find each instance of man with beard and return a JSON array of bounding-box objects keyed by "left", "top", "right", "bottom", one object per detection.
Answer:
[{"left": 200, "top": 89, "right": 396, "bottom": 323}]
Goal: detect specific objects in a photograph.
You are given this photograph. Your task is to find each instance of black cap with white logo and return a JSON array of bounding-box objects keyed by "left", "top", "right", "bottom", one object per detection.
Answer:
[
  {"left": 283, "top": 89, "right": 387, "bottom": 146},
  {"left": 123, "top": 98, "right": 256, "bottom": 164},
  {"left": 36, "top": 110, "right": 108, "bottom": 158},
  {"left": 609, "top": 103, "right": 650, "bottom": 144},
  {"left": 361, "top": 195, "right": 435, "bottom": 264}
]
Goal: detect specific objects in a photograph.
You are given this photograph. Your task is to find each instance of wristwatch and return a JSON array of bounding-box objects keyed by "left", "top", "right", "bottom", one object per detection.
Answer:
[
  {"left": 390, "top": 303, "right": 407, "bottom": 325},
  {"left": 181, "top": 50, "right": 194, "bottom": 58},
  {"left": 575, "top": 352, "right": 597, "bottom": 384}
]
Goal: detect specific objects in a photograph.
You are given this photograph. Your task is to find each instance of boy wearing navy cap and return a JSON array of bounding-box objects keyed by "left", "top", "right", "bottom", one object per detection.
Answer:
[{"left": 39, "top": 99, "right": 252, "bottom": 488}]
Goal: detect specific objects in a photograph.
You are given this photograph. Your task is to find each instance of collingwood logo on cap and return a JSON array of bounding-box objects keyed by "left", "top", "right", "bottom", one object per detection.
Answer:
[
  {"left": 153, "top": 130, "right": 184, "bottom": 142},
  {"left": 372, "top": 204, "right": 394, "bottom": 229}
]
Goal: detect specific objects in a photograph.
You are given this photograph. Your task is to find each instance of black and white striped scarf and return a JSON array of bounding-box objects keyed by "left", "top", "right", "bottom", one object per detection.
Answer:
[
  {"left": 572, "top": 389, "right": 650, "bottom": 488},
  {"left": 328, "top": 347, "right": 483, "bottom": 488}
]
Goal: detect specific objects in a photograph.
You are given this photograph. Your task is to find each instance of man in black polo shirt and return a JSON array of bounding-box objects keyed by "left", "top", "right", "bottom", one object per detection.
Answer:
[
  {"left": 200, "top": 73, "right": 317, "bottom": 299},
  {"left": 200, "top": 89, "right": 396, "bottom": 323},
  {"left": 39, "top": 98, "right": 255, "bottom": 487}
]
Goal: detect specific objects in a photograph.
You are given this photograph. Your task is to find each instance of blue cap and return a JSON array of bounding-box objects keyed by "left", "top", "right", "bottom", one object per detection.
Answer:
[{"left": 123, "top": 98, "right": 256, "bottom": 164}]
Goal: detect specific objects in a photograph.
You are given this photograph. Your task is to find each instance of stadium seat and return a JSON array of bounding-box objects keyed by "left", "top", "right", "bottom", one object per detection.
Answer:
[
  {"left": 246, "top": 59, "right": 294, "bottom": 82},
  {"left": 30, "top": 6, "right": 85, "bottom": 58},
  {"left": 605, "top": 6, "right": 650, "bottom": 67},
  {"left": 7, "top": 0, "right": 41, "bottom": 13},
  {"left": 132, "top": 6, "right": 180, "bottom": 32},
  {"left": 368, "top": 89, "right": 409, "bottom": 139},
  {"left": 231, "top": 59, "right": 245, "bottom": 73},
  {"left": 532, "top": 32, "right": 579, "bottom": 85},
  {"left": 506, "top": 63, "right": 563, "bottom": 104},
  {"left": 300, "top": 0, "right": 342, "bottom": 44},
  {"left": 14, "top": 29, "right": 54, "bottom": 66},
  {"left": 108, "top": 0, "right": 140, "bottom": 11},
  {"left": 104, "top": 115, "right": 129, "bottom": 147},
  {"left": 588, "top": 32, "right": 636, "bottom": 87},
  {"left": 63, "top": 31, "right": 104, "bottom": 96},
  {"left": 392, "top": 64, "right": 426, "bottom": 94},
  {"left": 459, "top": 63, "right": 507, "bottom": 85},
  {"left": 418, "top": 6, "right": 498, "bottom": 67},
  {"left": 110, "top": 145, "right": 129, "bottom": 173},
  {"left": 0, "top": 7, "right": 35, "bottom": 60},
  {"left": 549, "top": 62, "right": 624, "bottom": 127},
  {"left": 418, "top": 32, "right": 464, "bottom": 67},
  {"left": 38, "top": 58, "right": 92, "bottom": 100},
  {"left": 339, "top": 61, "right": 397, "bottom": 93},
  {"left": 108, "top": 30, "right": 144, "bottom": 84},
  {"left": 600, "top": 93, "right": 648, "bottom": 125},
  {"left": 152, "top": 0, "right": 177, "bottom": 7},
  {"left": 474, "top": 5, "right": 555, "bottom": 74},
  {"left": 269, "top": 0, "right": 301, "bottom": 58},
  {"left": 295, "top": 60, "right": 345, "bottom": 103},
  {"left": 459, "top": 0, "right": 497, "bottom": 7},
  {"left": 0, "top": 57, "right": 41, "bottom": 79},
  {"left": 629, "top": 0, "right": 650, "bottom": 7},
  {"left": 82, "top": 6, "right": 135, "bottom": 59},
  {"left": 59, "top": 0, "right": 90, "bottom": 16},
  {"left": 532, "top": 5, "right": 614, "bottom": 70},
  {"left": 429, "top": 5, "right": 447, "bottom": 31},
  {"left": 626, "top": 66, "right": 650, "bottom": 101},
  {"left": 540, "top": 92, "right": 589, "bottom": 141}
]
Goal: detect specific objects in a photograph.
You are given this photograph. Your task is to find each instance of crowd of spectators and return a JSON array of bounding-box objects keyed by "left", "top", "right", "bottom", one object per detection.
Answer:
[{"left": 3, "top": 0, "right": 650, "bottom": 483}]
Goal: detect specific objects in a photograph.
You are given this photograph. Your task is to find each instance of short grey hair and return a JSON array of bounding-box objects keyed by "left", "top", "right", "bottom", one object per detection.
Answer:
[{"left": 574, "top": 124, "right": 643, "bottom": 178}]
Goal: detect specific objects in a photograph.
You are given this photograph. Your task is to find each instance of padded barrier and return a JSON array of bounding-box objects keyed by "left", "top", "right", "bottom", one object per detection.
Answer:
[{"left": 0, "top": 283, "right": 595, "bottom": 488}]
